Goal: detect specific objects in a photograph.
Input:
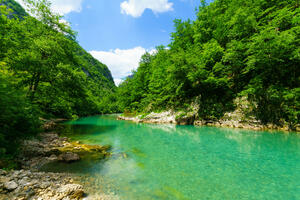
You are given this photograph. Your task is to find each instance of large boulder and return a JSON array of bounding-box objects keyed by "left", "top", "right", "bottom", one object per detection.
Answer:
[
  {"left": 58, "top": 152, "right": 80, "bottom": 163},
  {"left": 4, "top": 181, "right": 18, "bottom": 191},
  {"left": 21, "top": 139, "right": 60, "bottom": 157},
  {"left": 57, "top": 184, "right": 84, "bottom": 200}
]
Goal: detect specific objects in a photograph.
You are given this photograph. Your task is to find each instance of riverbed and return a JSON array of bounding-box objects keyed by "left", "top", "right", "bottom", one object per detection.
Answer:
[{"left": 42, "top": 115, "right": 300, "bottom": 200}]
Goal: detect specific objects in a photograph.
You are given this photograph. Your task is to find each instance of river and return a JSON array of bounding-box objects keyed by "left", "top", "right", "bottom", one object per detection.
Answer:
[{"left": 42, "top": 115, "right": 300, "bottom": 200}]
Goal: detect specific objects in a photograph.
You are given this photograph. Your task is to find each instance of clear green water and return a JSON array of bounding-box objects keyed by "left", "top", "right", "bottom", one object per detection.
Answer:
[{"left": 44, "top": 115, "right": 300, "bottom": 200}]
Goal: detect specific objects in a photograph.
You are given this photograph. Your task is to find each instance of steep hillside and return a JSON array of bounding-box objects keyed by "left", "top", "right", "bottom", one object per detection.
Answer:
[
  {"left": 0, "top": 0, "right": 116, "bottom": 118},
  {"left": 1, "top": 0, "right": 115, "bottom": 90},
  {"left": 75, "top": 44, "right": 115, "bottom": 88}
]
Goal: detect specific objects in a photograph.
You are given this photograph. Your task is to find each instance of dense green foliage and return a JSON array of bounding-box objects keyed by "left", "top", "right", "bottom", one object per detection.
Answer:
[
  {"left": 1, "top": 0, "right": 116, "bottom": 118},
  {"left": 0, "top": 0, "right": 117, "bottom": 164},
  {"left": 118, "top": 0, "right": 300, "bottom": 127},
  {"left": 0, "top": 0, "right": 27, "bottom": 17},
  {"left": 0, "top": 72, "right": 40, "bottom": 163}
]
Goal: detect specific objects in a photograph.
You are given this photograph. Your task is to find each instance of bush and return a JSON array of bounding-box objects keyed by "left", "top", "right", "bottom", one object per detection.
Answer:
[{"left": 0, "top": 73, "right": 40, "bottom": 159}]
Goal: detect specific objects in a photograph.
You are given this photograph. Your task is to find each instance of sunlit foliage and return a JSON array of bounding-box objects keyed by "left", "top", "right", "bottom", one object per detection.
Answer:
[{"left": 118, "top": 0, "right": 300, "bottom": 126}]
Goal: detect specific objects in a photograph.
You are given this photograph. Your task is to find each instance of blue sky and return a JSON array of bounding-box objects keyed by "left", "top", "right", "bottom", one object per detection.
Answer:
[
  {"left": 65, "top": 0, "right": 201, "bottom": 51},
  {"left": 17, "top": 0, "right": 203, "bottom": 85}
]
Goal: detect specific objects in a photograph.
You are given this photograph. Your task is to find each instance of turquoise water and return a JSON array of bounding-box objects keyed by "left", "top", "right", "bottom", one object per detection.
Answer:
[{"left": 45, "top": 115, "right": 300, "bottom": 199}]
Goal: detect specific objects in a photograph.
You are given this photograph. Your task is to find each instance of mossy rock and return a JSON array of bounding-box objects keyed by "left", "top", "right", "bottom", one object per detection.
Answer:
[
  {"left": 56, "top": 142, "right": 111, "bottom": 163},
  {"left": 58, "top": 143, "right": 110, "bottom": 153}
]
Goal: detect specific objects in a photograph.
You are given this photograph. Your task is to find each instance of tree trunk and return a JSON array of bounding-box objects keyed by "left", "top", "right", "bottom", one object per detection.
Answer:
[{"left": 30, "top": 72, "right": 41, "bottom": 101}]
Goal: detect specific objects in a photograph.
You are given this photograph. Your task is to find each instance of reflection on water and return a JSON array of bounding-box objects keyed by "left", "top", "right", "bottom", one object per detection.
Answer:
[{"left": 44, "top": 115, "right": 300, "bottom": 200}]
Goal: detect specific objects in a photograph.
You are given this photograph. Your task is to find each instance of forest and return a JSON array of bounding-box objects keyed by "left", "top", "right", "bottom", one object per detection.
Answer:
[
  {"left": 117, "top": 0, "right": 299, "bottom": 127},
  {"left": 0, "top": 0, "right": 299, "bottom": 167},
  {"left": 0, "top": 0, "right": 118, "bottom": 165}
]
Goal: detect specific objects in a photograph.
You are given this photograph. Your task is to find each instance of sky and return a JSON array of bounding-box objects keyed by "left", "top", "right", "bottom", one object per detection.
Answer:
[{"left": 17, "top": 0, "right": 202, "bottom": 85}]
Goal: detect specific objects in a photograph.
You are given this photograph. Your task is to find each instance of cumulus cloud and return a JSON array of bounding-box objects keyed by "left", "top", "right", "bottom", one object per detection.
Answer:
[
  {"left": 120, "top": 0, "right": 173, "bottom": 17},
  {"left": 16, "top": 0, "right": 84, "bottom": 15},
  {"left": 90, "top": 47, "right": 153, "bottom": 85}
]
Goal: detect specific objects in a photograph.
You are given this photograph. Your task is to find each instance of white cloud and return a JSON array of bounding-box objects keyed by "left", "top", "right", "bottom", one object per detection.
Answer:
[
  {"left": 120, "top": 0, "right": 173, "bottom": 17},
  {"left": 90, "top": 47, "right": 152, "bottom": 86},
  {"left": 50, "top": 0, "right": 83, "bottom": 15},
  {"left": 16, "top": 0, "right": 84, "bottom": 15}
]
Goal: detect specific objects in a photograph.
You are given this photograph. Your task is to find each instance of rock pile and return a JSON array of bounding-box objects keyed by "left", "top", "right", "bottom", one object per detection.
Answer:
[
  {"left": 0, "top": 169, "right": 84, "bottom": 200},
  {"left": 18, "top": 132, "right": 110, "bottom": 170}
]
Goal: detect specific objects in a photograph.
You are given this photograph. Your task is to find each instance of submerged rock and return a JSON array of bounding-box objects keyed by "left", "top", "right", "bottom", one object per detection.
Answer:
[
  {"left": 58, "top": 152, "right": 80, "bottom": 163},
  {"left": 60, "top": 142, "right": 110, "bottom": 153},
  {"left": 48, "top": 154, "right": 58, "bottom": 161}
]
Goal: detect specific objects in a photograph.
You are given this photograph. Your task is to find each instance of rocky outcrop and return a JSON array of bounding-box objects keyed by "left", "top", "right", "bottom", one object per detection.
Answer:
[
  {"left": 118, "top": 110, "right": 197, "bottom": 125},
  {"left": 118, "top": 102, "right": 199, "bottom": 126},
  {"left": 142, "top": 111, "right": 177, "bottom": 124},
  {"left": 118, "top": 111, "right": 177, "bottom": 124},
  {"left": 193, "top": 97, "right": 298, "bottom": 132},
  {"left": 119, "top": 109, "right": 197, "bottom": 126},
  {"left": 118, "top": 106, "right": 299, "bottom": 132},
  {"left": 194, "top": 119, "right": 296, "bottom": 131}
]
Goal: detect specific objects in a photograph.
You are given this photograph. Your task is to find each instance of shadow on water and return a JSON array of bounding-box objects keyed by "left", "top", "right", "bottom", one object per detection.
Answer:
[
  {"left": 40, "top": 155, "right": 108, "bottom": 174},
  {"left": 61, "top": 124, "right": 117, "bottom": 137}
]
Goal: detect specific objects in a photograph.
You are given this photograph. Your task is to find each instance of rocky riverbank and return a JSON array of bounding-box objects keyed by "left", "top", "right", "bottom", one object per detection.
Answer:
[
  {"left": 118, "top": 111, "right": 177, "bottom": 124},
  {"left": 18, "top": 131, "right": 110, "bottom": 170},
  {"left": 0, "top": 120, "right": 113, "bottom": 200},
  {"left": 118, "top": 110, "right": 300, "bottom": 132}
]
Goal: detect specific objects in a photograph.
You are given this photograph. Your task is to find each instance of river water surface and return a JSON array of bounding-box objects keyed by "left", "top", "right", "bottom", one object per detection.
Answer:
[{"left": 43, "top": 115, "right": 300, "bottom": 200}]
